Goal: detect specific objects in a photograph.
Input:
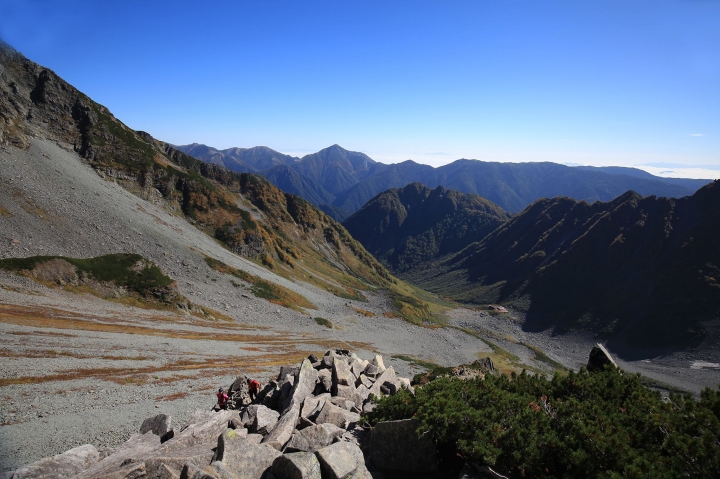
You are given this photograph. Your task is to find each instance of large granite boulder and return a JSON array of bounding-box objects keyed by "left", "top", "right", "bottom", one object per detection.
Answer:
[
  {"left": 252, "top": 406, "right": 280, "bottom": 435},
  {"left": 75, "top": 432, "right": 160, "bottom": 478},
  {"left": 284, "top": 359, "right": 319, "bottom": 410},
  {"left": 215, "top": 432, "right": 281, "bottom": 479},
  {"left": 300, "top": 393, "right": 330, "bottom": 421},
  {"left": 262, "top": 403, "right": 301, "bottom": 450},
  {"left": 166, "top": 410, "right": 235, "bottom": 449},
  {"left": 271, "top": 452, "right": 322, "bottom": 479},
  {"left": 587, "top": 343, "right": 618, "bottom": 372},
  {"left": 285, "top": 423, "right": 345, "bottom": 453},
  {"left": 140, "top": 413, "right": 172, "bottom": 437},
  {"left": 367, "top": 367, "right": 398, "bottom": 398},
  {"left": 144, "top": 442, "right": 215, "bottom": 478},
  {"left": 315, "top": 441, "right": 370, "bottom": 479},
  {"left": 11, "top": 444, "right": 100, "bottom": 479},
  {"left": 369, "top": 419, "right": 438, "bottom": 473},
  {"left": 316, "top": 369, "right": 332, "bottom": 394},
  {"left": 315, "top": 400, "right": 360, "bottom": 429}
]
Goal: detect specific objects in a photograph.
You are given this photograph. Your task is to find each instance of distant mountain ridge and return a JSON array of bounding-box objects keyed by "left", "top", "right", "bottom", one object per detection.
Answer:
[
  {"left": 343, "top": 183, "right": 509, "bottom": 273},
  {"left": 177, "top": 143, "right": 712, "bottom": 221}
]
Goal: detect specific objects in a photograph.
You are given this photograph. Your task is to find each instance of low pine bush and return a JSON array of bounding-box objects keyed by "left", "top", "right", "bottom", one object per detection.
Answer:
[{"left": 369, "top": 368, "right": 720, "bottom": 478}]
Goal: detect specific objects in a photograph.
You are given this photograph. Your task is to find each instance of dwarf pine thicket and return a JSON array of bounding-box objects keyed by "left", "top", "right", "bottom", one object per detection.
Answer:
[{"left": 369, "top": 368, "right": 720, "bottom": 478}]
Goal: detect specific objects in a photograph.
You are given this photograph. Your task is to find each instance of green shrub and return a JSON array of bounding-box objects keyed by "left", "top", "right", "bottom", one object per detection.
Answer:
[
  {"left": 368, "top": 368, "right": 720, "bottom": 478},
  {"left": 0, "top": 254, "right": 172, "bottom": 296},
  {"left": 314, "top": 317, "right": 333, "bottom": 328}
]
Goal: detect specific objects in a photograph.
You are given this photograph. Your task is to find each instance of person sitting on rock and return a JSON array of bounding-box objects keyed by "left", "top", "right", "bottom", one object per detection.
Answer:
[
  {"left": 247, "top": 378, "right": 260, "bottom": 402},
  {"left": 216, "top": 388, "right": 229, "bottom": 410}
]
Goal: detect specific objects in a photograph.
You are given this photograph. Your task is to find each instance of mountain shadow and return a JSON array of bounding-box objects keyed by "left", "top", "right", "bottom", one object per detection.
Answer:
[{"left": 413, "top": 182, "right": 720, "bottom": 352}]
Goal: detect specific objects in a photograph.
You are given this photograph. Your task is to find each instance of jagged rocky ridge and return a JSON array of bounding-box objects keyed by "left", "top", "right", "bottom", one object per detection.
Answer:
[
  {"left": 404, "top": 182, "right": 720, "bottom": 350},
  {"left": 177, "top": 143, "right": 711, "bottom": 222},
  {"left": 7, "top": 349, "right": 456, "bottom": 479}
]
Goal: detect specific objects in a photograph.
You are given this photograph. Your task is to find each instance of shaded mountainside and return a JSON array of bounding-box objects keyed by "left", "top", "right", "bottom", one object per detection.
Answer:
[
  {"left": 0, "top": 40, "right": 442, "bottom": 320},
  {"left": 343, "top": 183, "right": 509, "bottom": 273},
  {"left": 413, "top": 183, "right": 720, "bottom": 350}
]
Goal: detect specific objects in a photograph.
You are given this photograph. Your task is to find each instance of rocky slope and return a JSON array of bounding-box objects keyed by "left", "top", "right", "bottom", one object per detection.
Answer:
[
  {"left": 0, "top": 39, "right": 444, "bottom": 319},
  {"left": 343, "top": 183, "right": 509, "bottom": 274}
]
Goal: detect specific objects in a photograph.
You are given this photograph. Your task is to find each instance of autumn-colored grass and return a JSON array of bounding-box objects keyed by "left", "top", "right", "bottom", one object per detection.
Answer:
[
  {"left": 350, "top": 307, "right": 375, "bottom": 317},
  {"left": 156, "top": 391, "right": 189, "bottom": 401},
  {"left": 0, "top": 348, "right": 150, "bottom": 361}
]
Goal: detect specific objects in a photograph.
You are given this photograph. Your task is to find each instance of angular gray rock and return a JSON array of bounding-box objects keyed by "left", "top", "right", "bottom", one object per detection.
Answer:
[
  {"left": 167, "top": 410, "right": 235, "bottom": 450},
  {"left": 262, "top": 403, "right": 301, "bottom": 450},
  {"left": 367, "top": 367, "right": 398, "bottom": 399},
  {"left": 333, "top": 384, "right": 356, "bottom": 400},
  {"left": 349, "top": 385, "right": 371, "bottom": 407},
  {"left": 369, "top": 419, "right": 437, "bottom": 472},
  {"left": 144, "top": 443, "right": 215, "bottom": 478},
  {"left": 317, "top": 369, "right": 332, "bottom": 393},
  {"left": 252, "top": 406, "right": 281, "bottom": 435},
  {"left": 285, "top": 424, "right": 345, "bottom": 453},
  {"left": 356, "top": 374, "right": 373, "bottom": 389},
  {"left": 363, "top": 364, "right": 380, "bottom": 379},
  {"left": 271, "top": 452, "right": 322, "bottom": 479},
  {"left": 140, "top": 413, "right": 172, "bottom": 436},
  {"left": 221, "top": 443, "right": 281, "bottom": 479},
  {"left": 315, "top": 400, "right": 360, "bottom": 429},
  {"left": 587, "top": 343, "right": 618, "bottom": 372},
  {"left": 75, "top": 432, "right": 160, "bottom": 479},
  {"left": 371, "top": 355, "right": 386, "bottom": 372},
  {"left": 284, "top": 359, "right": 319, "bottom": 410},
  {"left": 300, "top": 393, "right": 329, "bottom": 420},
  {"left": 212, "top": 428, "right": 249, "bottom": 462},
  {"left": 210, "top": 461, "right": 238, "bottom": 479},
  {"left": 315, "top": 441, "right": 367, "bottom": 479},
  {"left": 11, "top": 444, "right": 100, "bottom": 479},
  {"left": 332, "top": 357, "right": 353, "bottom": 388},
  {"left": 241, "top": 405, "right": 261, "bottom": 428},
  {"left": 179, "top": 463, "right": 214, "bottom": 479},
  {"left": 349, "top": 360, "right": 366, "bottom": 380}
]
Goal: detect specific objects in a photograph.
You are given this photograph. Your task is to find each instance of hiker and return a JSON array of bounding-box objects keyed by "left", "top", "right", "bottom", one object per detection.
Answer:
[
  {"left": 216, "top": 387, "right": 229, "bottom": 410},
  {"left": 247, "top": 378, "right": 260, "bottom": 402}
]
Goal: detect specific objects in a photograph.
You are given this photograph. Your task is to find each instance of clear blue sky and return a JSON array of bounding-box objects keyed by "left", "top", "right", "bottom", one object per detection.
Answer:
[{"left": 1, "top": 0, "right": 718, "bottom": 174}]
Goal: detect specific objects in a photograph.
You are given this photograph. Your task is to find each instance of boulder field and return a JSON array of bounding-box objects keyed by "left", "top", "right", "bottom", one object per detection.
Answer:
[{"left": 6, "top": 349, "right": 443, "bottom": 479}]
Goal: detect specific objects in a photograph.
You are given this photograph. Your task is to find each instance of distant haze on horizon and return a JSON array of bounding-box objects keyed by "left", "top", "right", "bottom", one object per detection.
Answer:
[{"left": 2, "top": 0, "right": 718, "bottom": 178}]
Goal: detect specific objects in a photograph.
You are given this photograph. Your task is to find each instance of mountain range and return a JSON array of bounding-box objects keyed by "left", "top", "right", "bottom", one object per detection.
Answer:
[
  {"left": 346, "top": 179, "right": 720, "bottom": 351},
  {"left": 177, "top": 143, "right": 712, "bottom": 222}
]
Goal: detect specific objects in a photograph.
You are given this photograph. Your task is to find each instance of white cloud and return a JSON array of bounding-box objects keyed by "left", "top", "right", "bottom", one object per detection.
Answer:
[{"left": 689, "top": 133, "right": 704, "bottom": 137}]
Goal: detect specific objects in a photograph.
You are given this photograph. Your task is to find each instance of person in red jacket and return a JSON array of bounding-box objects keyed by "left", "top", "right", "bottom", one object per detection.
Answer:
[
  {"left": 247, "top": 378, "right": 260, "bottom": 402},
  {"left": 216, "top": 388, "right": 229, "bottom": 410}
]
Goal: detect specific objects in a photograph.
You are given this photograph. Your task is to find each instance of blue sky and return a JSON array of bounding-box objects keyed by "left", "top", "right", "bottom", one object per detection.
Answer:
[{"left": 1, "top": 1, "right": 718, "bottom": 177}]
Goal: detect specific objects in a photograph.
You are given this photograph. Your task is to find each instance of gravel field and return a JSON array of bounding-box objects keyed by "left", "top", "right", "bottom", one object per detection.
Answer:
[{"left": 1, "top": 139, "right": 718, "bottom": 472}]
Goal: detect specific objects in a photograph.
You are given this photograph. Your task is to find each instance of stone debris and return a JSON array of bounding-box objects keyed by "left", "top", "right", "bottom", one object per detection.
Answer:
[
  {"left": 586, "top": 343, "right": 618, "bottom": 372},
  {"left": 7, "top": 350, "right": 423, "bottom": 479}
]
